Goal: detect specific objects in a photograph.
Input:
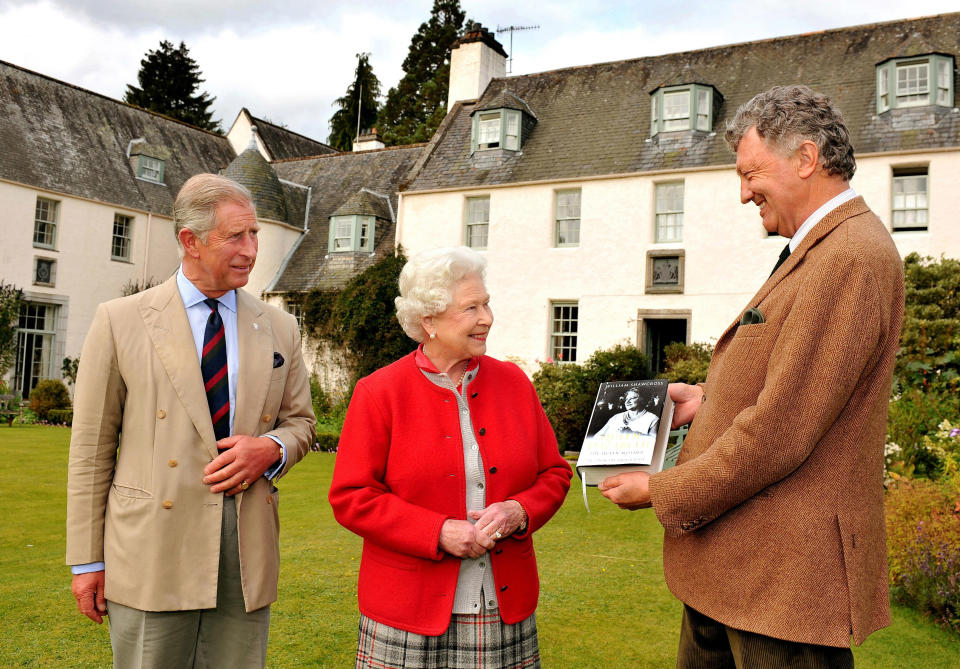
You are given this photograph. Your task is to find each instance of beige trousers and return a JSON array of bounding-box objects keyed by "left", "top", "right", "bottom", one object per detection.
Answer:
[{"left": 106, "top": 496, "right": 271, "bottom": 669}]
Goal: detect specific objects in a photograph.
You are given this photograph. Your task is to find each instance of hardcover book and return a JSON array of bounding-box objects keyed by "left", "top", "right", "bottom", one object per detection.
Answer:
[{"left": 575, "top": 379, "right": 675, "bottom": 508}]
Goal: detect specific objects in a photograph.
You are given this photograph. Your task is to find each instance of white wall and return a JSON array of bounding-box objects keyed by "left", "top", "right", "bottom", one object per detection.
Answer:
[{"left": 399, "top": 150, "right": 960, "bottom": 371}]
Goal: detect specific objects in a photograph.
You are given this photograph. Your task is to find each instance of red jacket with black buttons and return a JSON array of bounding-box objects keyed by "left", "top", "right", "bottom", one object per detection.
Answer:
[{"left": 329, "top": 351, "right": 572, "bottom": 635}]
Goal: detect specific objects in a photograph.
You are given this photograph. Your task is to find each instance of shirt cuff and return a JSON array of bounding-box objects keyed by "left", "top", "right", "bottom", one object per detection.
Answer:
[
  {"left": 71, "top": 562, "right": 104, "bottom": 575},
  {"left": 262, "top": 434, "right": 287, "bottom": 480}
]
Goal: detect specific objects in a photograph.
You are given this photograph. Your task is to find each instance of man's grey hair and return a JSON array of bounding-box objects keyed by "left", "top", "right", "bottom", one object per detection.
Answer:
[
  {"left": 725, "top": 85, "right": 856, "bottom": 181},
  {"left": 395, "top": 246, "right": 487, "bottom": 343},
  {"left": 173, "top": 173, "right": 254, "bottom": 258}
]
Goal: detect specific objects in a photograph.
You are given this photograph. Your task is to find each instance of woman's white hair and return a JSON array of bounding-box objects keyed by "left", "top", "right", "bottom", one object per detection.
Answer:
[{"left": 395, "top": 246, "right": 487, "bottom": 342}]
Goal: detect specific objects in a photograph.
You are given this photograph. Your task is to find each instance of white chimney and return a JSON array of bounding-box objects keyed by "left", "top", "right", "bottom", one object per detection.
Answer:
[{"left": 448, "top": 24, "right": 507, "bottom": 111}]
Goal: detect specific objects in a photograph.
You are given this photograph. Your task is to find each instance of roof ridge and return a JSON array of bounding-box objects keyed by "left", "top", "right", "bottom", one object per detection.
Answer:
[
  {"left": 0, "top": 58, "right": 226, "bottom": 138},
  {"left": 497, "top": 11, "right": 960, "bottom": 83},
  {"left": 270, "top": 142, "right": 428, "bottom": 164},
  {"left": 250, "top": 113, "right": 335, "bottom": 150}
]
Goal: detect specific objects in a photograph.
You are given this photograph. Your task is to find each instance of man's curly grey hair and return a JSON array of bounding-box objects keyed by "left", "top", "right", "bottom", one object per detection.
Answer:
[
  {"left": 724, "top": 84, "right": 856, "bottom": 181},
  {"left": 395, "top": 246, "right": 487, "bottom": 342}
]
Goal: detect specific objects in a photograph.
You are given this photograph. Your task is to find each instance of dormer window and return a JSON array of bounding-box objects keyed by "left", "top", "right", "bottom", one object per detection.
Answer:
[
  {"left": 471, "top": 109, "right": 522, "bottom": 151},
  {"left": 651, "top": 85, "right": 716, "bottom": 135},
  {"left": 137, "top": 155, "right": 165, "bottom": 183},
  {"left": 876, "top": 55, "right": 954, "bottom": 113},
  {"left": 328, "top": 215, "right": 375, "bottom": 252}
]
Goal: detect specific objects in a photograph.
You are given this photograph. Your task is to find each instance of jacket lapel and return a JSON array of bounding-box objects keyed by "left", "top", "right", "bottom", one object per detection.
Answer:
[
  {"left": 233, "top": 289, "right": 272, "bottom": 439},
  {"left": 139, "top": 276, "right": 218, "bottom": 457},
  {"left": 714, "top": 196, "right": 871, "bottom": 350}
]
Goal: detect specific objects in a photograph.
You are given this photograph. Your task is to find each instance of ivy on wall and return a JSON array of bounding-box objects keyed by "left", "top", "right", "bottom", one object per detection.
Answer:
[{"left": 302, "top": 251, "right": 413, "bottom": 389}]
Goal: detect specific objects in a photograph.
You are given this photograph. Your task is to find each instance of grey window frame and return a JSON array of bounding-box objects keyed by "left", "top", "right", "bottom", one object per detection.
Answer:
[
  {"left": 549, "top": 301, "right": 579, "bottom": 363},
  {"left": 891, "top": 166, "right": 929, "bottom": 232},
  {"left": 654, "top": 181, "right": 684, "bottom": 243},
  {"left": 328, "top": 215, "right": 376, "bottom": 252},
  {"left": 464, "top": 196, "right": 490, "bottom": 250},
  {"left": 876, "top": 55, "right": 955, "bottom": 113},
  {"left": 33, "top": 257, "right": 56, "bottom": 287},
  {"left": 111, "top": 213, "right": 133, "bottom": 261},
  {"left": 554, "top": 189, "right": 581, "bottom": 247},
  {"left": 33, "top": 197, "right": 58, "bottom": 249},
  {"left": 136, "top": 155, "right": 165, "bottom": 183},
  {"left": 471, "top": 109, "right": 522, "bottom": 152},
  {"left": 651, "top": 85, "right": 714, "bottom": 135}
]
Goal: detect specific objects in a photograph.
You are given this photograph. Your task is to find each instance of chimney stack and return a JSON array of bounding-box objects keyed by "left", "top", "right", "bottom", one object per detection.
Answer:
[
  {"left": 447, "top": 23, "right": 507, "bottom": 112},
  {"left": 353, "top": 128, "right": 385, "bottom": 152}
]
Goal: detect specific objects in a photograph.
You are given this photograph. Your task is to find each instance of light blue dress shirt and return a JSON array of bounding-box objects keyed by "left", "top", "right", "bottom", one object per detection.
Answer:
[{"left": 71, "top": 270, "right": 286, "bottom": 575}]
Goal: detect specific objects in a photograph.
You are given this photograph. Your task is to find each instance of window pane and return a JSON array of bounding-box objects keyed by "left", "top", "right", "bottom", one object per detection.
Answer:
[
  {"left": 937, "top": 60, "right": 951, "bottom": 106},
  {"left": 139, "top": 156, "right": 163, "bottom": 181},
  {"left": 892, "top": 172, "right": 928, "bottom": 230},
  {"left": 662, "top": 90, "right": 690, "bottom": 131},
  {"left": 478, "top": 113, "right": 500, "bottom": 146},
  {"left": 466, "top": 197, "right": 489, "bottom": 249},
  {"left": 112, "top": 214, "right": 132, "bottom": 260},
  {"left": 555, "top": 189, "right": 581, "bottom": 247},
  {"left": 504, "top": 111, "right": 519, "bottom": 150},
  {"left": 655, "top": 182, "right": 684, "bottom": 242},
  {"left": 695, "top": 89, "right": 710, "bottom": 130},
  {"left": 896, "top": 61, "right": 930, "bottom": 105},
  {"left": 551, "top": 302, "right": 579, "bottom": 362},
  {"left": 34, "top": 198, "right": 57, "bottom": 247}
]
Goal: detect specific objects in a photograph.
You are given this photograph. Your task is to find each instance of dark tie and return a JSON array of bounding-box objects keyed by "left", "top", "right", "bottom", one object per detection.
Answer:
[
  {"left": 201, "top": 298, "right": 230, "bottom": 440},
  {"left": 769, "top": 243, "right": 791, "bottom": 277}
]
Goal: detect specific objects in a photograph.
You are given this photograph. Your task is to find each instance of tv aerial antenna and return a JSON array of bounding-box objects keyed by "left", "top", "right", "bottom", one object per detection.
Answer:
[{"left": 496, "top": 24, "right": 540, "bottom": 74}]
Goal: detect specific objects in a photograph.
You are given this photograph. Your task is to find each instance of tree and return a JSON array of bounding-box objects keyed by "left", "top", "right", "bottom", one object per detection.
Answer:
[
  {"left": 125, "top": 40, "right": 222, "bottom": 132},
  {"left": 376, "top": 0, "right": 466, "bottom": 145},
  {"left": 0, "top": 282, "right": 23, "bottom": 380},
  {"left": 328, "top": 53, "right": 382, "bottom": 151}
]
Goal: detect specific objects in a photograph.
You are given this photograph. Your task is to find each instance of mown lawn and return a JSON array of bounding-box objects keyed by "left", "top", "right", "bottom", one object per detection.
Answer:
[{"left": 1, "top": 426, "right": 958, "bottom": 667}]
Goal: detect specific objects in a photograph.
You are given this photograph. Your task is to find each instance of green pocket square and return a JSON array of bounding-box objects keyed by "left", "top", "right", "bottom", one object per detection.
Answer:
[{"left": 740, "top": 307, "right": 765, "bottom": 325}]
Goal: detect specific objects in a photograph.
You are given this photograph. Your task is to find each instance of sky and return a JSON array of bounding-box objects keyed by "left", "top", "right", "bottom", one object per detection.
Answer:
[{"left": 1, "top": 0, "right": 958, "bottom": 143}]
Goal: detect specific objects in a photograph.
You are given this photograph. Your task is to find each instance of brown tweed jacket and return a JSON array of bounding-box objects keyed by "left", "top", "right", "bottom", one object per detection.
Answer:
[{"left": 649, "top": 197, "right": 904, "bottom": 648}]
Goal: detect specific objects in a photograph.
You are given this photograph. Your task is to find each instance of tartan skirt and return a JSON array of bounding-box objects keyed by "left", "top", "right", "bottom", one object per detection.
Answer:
[{"left": 356, "top": 610, "right": 540, "bottom": 669}]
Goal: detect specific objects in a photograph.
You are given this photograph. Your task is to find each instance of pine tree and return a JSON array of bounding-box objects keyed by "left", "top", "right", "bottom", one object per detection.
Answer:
[
  {"left": 376, "top": 0, "right": 466, "bottom": 146},
  {"left": 328, "top": 53, "right": 382, "bottom": 151},
  {"left": 124, "top": 40, "right": 222, "bottom": 133}
]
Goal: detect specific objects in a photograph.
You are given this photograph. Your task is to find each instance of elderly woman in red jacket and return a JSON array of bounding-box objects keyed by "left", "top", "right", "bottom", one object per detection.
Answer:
[{"left": 329, "top": 246, "right": 572, "bottom": 669}]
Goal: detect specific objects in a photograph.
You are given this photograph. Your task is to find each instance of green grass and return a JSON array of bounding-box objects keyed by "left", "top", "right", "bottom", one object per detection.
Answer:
[{"left": 1, "top": 426, "right": 958, "bottom": 667}]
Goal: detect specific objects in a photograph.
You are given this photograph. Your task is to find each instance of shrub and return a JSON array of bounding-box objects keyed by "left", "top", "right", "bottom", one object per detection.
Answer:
[
  {"left": 533, "top": 344, "right": 651, "bottom": 453},
  {"left": 658, "top": 341, "right": 713, "bottom": 384},
  {"left": 314, "top": 434, "right": 341, "bottom": 452},
  {"left": 28, "top": 379, "right": 71, "bottom": 421},
  {"left": 886, "top": 389, "right": 960, "bottom": 480},
  {"left": 886, "top": 477, "right": 960, "bottom": 633},
  {"left": 47, "top": 409, "right": 73, "bottom": 425}
]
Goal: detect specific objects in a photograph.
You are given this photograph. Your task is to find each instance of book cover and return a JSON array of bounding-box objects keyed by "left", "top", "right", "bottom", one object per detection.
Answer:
[{"left": 575, "top": 380, "right": 675, "bottom": 507}]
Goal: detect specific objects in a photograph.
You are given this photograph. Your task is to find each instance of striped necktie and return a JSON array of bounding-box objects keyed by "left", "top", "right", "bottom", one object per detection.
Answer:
[
  {"left": 769, "top": 243, "right": 791, "bottom": 278},
  {"left": 201, "top": 298, "right": 230, "bottom": 440}
]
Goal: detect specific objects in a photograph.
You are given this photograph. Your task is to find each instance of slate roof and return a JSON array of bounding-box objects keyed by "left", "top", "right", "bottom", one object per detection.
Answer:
[
  {"left": 331, "top": 188, "right": 394, "bottom": 220},
  {"left": 269, "top": 145, "right": 425, "bottom": 292},
  {"left": 247, "top": 111, "right": 336, "bottom": 160},
  {"left": 223, "top": 144, "right": 289, "bottom": 224},
  {"left": 0, "top": 59, "right": 236, "bottom": 216},
  {"left": 407, "top": 12, "right": 960, "bottom": 192}
]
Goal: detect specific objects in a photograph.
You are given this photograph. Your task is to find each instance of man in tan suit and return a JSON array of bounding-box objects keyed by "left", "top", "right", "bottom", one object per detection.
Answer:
[
  {"left": 66, "top": 173, "right": 315, "bottom": 668},
  {"left": 600, "top": 85, "right": 904, "bottom": 666}
]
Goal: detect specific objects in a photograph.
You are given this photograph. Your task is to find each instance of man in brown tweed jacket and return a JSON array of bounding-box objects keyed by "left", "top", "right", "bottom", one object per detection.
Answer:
[{"left": 600, "top": 85, "right": 904, "bottom": 667}]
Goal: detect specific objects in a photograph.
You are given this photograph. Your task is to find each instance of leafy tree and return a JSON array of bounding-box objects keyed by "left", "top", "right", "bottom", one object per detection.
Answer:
[
  {"left": 125, "top": 40, "right": 222, "bottom": 132},
  {"left": 303, "top": 251, "right": 411, "bottom": 388},
  {"left": 0, "top": 282, "right": 23, "bottom": 379},
  {"left": 328, "top": 53, "right": 382, "bottom": 151},
  {"left": 376, "top": 0, "right": 466, "bottom": 145}
]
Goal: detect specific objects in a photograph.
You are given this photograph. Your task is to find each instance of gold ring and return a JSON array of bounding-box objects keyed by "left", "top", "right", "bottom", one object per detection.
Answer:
[{"left": 240, "top": 480, "right": 249, "bottom": 490}]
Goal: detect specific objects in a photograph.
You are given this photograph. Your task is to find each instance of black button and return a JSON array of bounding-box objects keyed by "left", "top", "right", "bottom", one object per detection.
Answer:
[
  {"left": 471, "top": 392, "right": 478, "bottom": 398},
  {"left": 489, "top": 466, "right": 497, "bottom": 473},
  {"left": 479, "top": 428, "right": 486, "bottom": 436},
  {"left": 499, "top": 585, "right": 508, "bottom": 592},
  {"left": 494, "top": 549, "right": 503, "bottom": 555}
]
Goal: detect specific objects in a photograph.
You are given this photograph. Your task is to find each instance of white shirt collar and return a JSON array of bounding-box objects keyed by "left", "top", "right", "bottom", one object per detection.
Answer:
[
  {"left": 788, "top": 188, "right": 857, "bottom": 252},
  {"left": 176, "top": 267, "right": 237, "bottom": 313}
]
